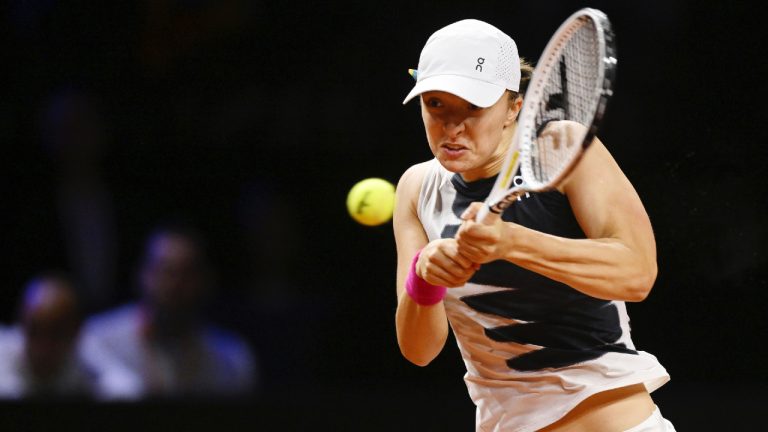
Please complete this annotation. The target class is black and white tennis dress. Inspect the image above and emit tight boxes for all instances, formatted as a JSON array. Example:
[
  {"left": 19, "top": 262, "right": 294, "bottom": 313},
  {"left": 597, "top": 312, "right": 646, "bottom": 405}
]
[{"left": 416, "top": 159, "right": 670, "bottom": 432}]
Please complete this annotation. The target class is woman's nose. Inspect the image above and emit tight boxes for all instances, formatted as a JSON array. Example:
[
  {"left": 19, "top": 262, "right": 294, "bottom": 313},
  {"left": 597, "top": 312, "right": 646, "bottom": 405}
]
[{"left": 443, "top": 117, "right": 466, "bottom": 137}]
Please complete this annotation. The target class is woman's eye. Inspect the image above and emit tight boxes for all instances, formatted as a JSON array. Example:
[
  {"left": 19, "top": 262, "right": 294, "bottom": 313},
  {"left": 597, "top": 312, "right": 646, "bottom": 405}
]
[
  {"left": 426, "top": 99, "right": 443, "bottom": 108},
  {"left": 468, "top": 103, "right": 481, "bottom": 111}
]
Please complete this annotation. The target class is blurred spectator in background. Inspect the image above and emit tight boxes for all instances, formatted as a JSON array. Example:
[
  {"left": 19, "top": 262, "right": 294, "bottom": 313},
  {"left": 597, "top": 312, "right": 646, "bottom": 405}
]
[
  {"left": 0, "top": 273, "right": 95, "bottom": 399},
  {"left": 40, "top": 86, "right": 118, "bottom": 313},
  {"left": 80, "top": 223, "right": 257, "bottom": 400}
]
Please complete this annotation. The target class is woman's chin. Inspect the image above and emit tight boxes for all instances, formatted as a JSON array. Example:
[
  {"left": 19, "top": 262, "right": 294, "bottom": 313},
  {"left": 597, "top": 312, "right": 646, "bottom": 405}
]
[{"left": 437, "top": 156, "right": 471, "bottom": 173}]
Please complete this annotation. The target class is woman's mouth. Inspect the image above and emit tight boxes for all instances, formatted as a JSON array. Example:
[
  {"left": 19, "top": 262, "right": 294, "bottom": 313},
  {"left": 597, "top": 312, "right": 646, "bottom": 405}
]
[{"left": 441, "top": 143, "right": 467, "bottom": 158}]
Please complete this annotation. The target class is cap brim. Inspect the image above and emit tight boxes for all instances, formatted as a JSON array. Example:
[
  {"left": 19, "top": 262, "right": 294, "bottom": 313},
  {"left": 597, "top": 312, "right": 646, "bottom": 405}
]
[{"left": 402, "top": 74, "right": 507, "bottom": 108}]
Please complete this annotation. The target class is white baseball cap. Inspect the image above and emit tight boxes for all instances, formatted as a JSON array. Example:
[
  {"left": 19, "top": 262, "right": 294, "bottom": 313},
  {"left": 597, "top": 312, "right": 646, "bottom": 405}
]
[{"left": 403, "top": 19, "right": 521, "bottom": 108}]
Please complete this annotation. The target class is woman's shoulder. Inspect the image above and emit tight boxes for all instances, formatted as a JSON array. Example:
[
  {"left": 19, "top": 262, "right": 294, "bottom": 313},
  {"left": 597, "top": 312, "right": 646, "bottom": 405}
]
[
  {"left": 397, "top": 159, "right": 437, "bottom": 195},
  {"left": 401, "top": 158, "right": 452, "bottom": 185},
  {"left": 400, "top": 159, "right": 435, "bottom": 180},
  {"left": 395, "top": 159, "right": 445, "bottom": 221}
]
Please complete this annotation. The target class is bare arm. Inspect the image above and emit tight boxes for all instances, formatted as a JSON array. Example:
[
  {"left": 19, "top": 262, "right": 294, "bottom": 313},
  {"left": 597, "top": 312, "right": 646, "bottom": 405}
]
[
  {"left": 456, "top": 139, "right": 657, "bottom": 302},
  {"left": 394, "top": 162, "right": 476, "bottom": 366}
]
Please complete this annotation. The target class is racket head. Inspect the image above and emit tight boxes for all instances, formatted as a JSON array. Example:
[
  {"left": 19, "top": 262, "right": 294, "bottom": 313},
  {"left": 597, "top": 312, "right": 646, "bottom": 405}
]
[{"left": 517, "top": 8, "right": 616, "bottom": 191}]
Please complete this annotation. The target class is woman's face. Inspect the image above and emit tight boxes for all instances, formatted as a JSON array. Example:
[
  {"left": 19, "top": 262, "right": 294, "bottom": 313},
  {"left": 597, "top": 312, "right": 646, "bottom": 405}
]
[{"left": 421, "top": 91, "right": 519, "bottom": 181}]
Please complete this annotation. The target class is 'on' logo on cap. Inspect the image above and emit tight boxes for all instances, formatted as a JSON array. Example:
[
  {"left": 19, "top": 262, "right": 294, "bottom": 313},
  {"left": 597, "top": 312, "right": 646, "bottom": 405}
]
[{"left": 476, "top": 57, "right": 485, "bottom": 72}]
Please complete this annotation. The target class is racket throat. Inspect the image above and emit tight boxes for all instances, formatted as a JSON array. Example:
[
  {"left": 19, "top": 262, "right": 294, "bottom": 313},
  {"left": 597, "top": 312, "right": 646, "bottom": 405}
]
[{"left": 489, "top": 190, "right": 527, "bottom": 214}]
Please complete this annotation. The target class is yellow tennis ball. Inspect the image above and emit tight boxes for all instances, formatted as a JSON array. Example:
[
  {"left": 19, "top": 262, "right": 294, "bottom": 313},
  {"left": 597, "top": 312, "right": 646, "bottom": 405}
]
[{"left": 346, "top": 178, "right": 395, "bottom": 226}]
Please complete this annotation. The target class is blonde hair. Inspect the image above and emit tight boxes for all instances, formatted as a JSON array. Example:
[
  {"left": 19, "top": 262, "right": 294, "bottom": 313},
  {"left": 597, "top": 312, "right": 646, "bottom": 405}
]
[{"left": 508, "top": 57, "right": 534, "bottom": 103}]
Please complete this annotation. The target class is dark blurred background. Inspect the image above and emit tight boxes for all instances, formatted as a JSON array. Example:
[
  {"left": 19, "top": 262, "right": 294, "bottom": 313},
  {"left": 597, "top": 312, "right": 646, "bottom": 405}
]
[{"left": 2, "top": 0, "right": 766, "bottom": 430}]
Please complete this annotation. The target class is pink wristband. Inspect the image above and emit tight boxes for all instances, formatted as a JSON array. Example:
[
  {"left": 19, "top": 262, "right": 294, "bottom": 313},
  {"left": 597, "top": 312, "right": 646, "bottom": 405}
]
[{"left": 405, "top": 250, "right": 447, "bottom": 306}]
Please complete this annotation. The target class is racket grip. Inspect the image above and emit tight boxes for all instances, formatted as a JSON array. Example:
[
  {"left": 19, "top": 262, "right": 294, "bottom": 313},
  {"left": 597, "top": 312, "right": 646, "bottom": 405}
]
[
  {"left": 477, "top": 204, "right": 501, "bottom": 225},
  {"left": 476, "top": 204, "right": 490, "bottom": 223}
]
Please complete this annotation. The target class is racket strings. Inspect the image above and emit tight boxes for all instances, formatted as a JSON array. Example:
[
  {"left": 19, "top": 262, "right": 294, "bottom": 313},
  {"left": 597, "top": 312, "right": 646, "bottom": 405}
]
[{"left": 529, "top": 19, "right": 601, "bottom": 185}]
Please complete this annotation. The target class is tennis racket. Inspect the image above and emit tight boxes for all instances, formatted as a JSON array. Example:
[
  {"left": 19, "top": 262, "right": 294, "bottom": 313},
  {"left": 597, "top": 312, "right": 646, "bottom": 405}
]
[{"left": 476, "top": 7, "right": 616, "bottom": 223}]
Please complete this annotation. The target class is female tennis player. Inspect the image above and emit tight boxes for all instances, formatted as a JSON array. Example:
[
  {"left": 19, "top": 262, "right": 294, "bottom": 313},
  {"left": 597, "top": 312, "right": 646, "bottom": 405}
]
[{"left": 394, "top": 19, "right": 675, "bottom": 431}]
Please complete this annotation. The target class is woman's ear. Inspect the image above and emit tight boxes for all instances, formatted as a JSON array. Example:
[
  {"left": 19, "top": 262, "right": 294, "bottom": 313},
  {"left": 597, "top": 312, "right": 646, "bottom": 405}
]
[{"left": 504, "top": 96, "right": 523, "bottom": 127}]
